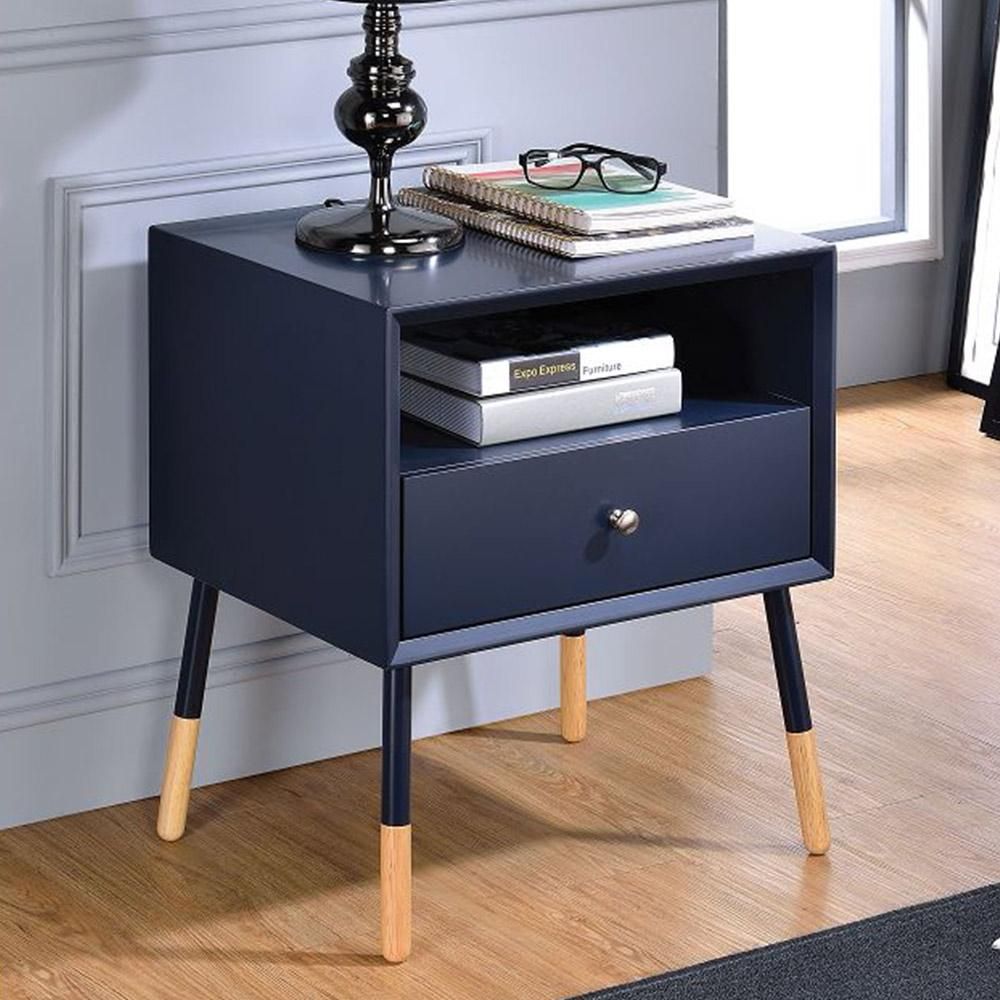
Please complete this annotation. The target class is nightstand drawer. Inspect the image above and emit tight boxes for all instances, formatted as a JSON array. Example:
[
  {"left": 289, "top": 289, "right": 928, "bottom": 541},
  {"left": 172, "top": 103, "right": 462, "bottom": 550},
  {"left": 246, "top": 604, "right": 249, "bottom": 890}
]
[{"left": 401, "top": 405, "right": 811, "bottom": 637}]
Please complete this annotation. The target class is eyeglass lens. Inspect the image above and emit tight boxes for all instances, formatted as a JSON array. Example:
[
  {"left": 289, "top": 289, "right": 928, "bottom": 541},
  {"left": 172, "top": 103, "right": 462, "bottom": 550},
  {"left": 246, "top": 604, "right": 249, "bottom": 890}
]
[
  {"left": 599, "top": 156, "right": 659, "bottom": 193},
  {"left": 522, "top": 153, "right": 586, "bottom": 190}
]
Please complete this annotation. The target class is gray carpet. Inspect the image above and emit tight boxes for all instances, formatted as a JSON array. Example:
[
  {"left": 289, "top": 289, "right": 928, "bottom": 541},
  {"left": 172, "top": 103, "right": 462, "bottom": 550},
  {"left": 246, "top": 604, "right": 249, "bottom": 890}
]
[{"left": 570, "top": 884, "right": 1000, "bottom": 999}]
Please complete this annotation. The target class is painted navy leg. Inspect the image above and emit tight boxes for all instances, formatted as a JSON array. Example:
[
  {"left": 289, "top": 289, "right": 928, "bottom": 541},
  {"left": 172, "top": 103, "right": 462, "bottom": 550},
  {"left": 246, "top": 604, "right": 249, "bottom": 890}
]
[
  {"left": 157, "top": 579, "right": 219, "bottom": 842},
  {"left": 381, "top": 666, "right": 413, "bottom": 962},
  {"left": 764, "top": 589, "right": 813, "bottom": 733},
  {"left": 763, "top": 588, "right": 830, "bottom": 855}
]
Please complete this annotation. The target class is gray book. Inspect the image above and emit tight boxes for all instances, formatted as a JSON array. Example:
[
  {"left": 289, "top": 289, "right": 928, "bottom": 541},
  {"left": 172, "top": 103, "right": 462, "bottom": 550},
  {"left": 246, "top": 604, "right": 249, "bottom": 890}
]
[{"left": 401, "top": 368, "right": 683, "bottom": 446}]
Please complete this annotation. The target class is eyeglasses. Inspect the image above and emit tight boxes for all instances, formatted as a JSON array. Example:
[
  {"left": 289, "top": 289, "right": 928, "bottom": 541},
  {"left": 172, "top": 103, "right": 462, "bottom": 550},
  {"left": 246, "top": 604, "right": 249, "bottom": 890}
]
[{"left": 519, "top": 143, "right": 668, "bottom": 195}]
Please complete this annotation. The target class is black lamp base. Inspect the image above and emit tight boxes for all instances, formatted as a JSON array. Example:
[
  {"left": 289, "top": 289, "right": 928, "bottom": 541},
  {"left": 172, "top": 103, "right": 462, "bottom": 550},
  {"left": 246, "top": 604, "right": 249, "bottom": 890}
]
[
  {"left": 297, "top": 1, "right": 464, "bottom": 257},
  {"left": 295, "top": 202, "right": 464, "bottom": 257}
]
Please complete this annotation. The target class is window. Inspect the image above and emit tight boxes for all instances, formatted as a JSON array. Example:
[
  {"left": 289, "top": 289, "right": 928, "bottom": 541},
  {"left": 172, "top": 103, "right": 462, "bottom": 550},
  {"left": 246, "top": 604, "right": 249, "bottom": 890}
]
[{"left": 725, "top": 0, "right": 942, "bottom": 270}]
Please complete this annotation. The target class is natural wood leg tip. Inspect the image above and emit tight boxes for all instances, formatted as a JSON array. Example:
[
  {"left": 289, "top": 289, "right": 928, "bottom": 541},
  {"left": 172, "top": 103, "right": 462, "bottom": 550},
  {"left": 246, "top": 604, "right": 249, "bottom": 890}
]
[
  {"left": 803, "top": 812, "right": 831, "bottom": 857},
  {"left": 157, "top": 715, "right": 200, "bottom": 843},
  {"left": 559, "top": 634, "right": 587, "bottom": 744},
  {"left": 805, "top": 834, "right": 831, "bottom": 857},
  {"left": 156, "top": 817, "right": 186, "bottom": 843},
  {"left": 785, "top": 729, "right": 831, "bottom": 857},
  {"left": 381, "top": 824, "right": 412, "bottom": 963}
]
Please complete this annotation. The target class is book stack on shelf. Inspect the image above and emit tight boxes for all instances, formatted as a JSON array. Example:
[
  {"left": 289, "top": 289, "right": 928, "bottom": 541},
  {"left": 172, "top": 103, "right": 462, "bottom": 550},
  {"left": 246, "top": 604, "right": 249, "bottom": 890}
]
[
  {"left": 397, "top": 161, "right": 752, "bottom": 259},
  {"left": 401, "top": 308, "right": 682, "bottom": 446}
]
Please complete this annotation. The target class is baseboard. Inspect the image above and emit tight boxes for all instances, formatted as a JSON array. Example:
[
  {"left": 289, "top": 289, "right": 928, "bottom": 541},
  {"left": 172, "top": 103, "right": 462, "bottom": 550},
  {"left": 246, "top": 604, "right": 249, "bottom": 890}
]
[{"left": 0, "top": 609, "right": 711, "bottom": 830}]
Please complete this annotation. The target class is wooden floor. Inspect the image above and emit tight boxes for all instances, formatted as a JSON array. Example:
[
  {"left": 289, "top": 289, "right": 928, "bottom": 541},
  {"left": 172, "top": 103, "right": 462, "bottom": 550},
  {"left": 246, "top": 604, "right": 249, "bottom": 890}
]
[{"left": 4, "top": 376, "right": 1000, "bottom": 999}]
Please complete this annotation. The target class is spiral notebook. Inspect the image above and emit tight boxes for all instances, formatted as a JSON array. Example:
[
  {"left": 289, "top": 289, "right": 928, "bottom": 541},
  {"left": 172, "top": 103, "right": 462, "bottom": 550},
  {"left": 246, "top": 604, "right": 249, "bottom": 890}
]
[
  {"left": 422, "top": 161, "right": 735, "bottom": 234},
  {"left": 398, "top": 187, "right": 753, "bottom": 260}
]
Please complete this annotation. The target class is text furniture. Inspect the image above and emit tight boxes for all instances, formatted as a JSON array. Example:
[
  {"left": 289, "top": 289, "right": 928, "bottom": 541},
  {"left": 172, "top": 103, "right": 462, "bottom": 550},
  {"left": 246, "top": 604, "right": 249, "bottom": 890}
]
[{"left": 148, "top": 212, "right": 836, "bottom": 963}]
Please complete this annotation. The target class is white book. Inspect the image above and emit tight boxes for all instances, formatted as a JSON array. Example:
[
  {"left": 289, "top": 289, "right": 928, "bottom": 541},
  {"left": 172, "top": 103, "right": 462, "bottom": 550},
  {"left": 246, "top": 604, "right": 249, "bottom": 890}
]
[
  {"left": 401, "top": 322, "right": 674, "bottom": 398},
  {"left": 401, "top": 368, "right": 683, "bottom": 447}
]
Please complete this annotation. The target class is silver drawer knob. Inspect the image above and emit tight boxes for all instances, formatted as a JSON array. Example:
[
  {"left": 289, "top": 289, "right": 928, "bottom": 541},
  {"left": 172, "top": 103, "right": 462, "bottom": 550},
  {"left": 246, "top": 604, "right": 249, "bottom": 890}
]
[{"left": 609, "top": 508, "right": 640, "bottom": 536}]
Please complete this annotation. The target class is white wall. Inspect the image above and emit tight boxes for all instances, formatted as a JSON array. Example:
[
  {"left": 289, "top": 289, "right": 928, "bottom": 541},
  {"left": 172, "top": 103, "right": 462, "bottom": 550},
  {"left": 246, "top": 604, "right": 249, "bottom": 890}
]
[{"left": 0, "top": 0, "right": 718, "bottom": 830}]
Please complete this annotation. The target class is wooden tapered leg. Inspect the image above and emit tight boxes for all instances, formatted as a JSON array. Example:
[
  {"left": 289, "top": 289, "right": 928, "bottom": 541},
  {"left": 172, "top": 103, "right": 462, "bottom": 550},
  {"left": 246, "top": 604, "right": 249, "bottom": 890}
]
[
  {"left": 157, "top": 716, "right": 201, "bottom": 842},
  {"left": 156, "top": 579, "right": 218, "bottom": 843},
  {"left": 381, "top": 668, "right": 413, "bottom": 962},
  {"left": 763, "top": 588, "right": 830, "bottom": 856},
  {"left": 560, "top": 632, "right": 587, "bottom": 743},
  {"left": 785, "top": 730, "right": 831, "bottom": 855},
  {"left": 380, "top": 824, "right": 412, "bottom": 963}
]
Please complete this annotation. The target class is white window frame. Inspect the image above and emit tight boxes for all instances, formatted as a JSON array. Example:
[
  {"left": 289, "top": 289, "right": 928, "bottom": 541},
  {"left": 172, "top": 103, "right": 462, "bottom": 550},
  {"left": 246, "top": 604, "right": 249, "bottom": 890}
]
[{"left": 724, "top": 0, "right": 943, "bottom": 273}]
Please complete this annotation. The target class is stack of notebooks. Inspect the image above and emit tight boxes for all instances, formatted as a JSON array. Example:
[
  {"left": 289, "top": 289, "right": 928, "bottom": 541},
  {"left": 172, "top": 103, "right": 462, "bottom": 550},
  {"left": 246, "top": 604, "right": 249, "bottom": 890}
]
[
  {"left": 398, "top": 161, "right": 752, "bottom": 259},
  {"left": 401, "top": 309, "right": 682, "bottom": 446}
]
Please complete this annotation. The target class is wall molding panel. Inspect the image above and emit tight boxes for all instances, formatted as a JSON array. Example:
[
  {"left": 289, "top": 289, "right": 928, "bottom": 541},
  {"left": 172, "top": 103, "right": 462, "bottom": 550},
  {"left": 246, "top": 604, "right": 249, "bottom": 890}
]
[
  {"left": 0, "top": 0, "right": 690, "bottom": 72},
  {"left": 2, "top": 0, "right": 720, "bottom": 830},
  {"left": 0, "top": 631, "right": 349, "bottom": 735},
  {"left": 47, "top": 129, "right": 490, "bottom": 576}
]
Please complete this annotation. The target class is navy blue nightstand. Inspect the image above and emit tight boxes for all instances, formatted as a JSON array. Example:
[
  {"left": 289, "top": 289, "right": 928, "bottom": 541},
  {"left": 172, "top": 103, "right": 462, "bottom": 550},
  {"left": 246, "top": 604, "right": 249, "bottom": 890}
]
[{"left": 148, "top": 213, "right": 836, "bottom": 962}]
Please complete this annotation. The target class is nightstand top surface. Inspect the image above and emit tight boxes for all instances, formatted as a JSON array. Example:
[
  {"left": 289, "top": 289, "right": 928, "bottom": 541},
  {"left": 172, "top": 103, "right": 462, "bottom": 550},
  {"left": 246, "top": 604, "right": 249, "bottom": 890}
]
[{"left": 154, "top": 206, "right": 831, "bottom": 316}]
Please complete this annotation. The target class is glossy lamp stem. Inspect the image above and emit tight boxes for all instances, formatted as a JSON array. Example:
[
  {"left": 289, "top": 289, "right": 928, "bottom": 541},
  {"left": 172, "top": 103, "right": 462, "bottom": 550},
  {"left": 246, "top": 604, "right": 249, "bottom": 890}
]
[{"left": 296, "top": 1, "right": 464, "bottom": 256}]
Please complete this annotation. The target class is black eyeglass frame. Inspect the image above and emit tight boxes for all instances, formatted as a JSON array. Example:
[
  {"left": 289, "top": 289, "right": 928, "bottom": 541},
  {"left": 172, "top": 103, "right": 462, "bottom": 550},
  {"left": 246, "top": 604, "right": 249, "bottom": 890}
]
[{"left": 518, "top": 143, "right": 669, "bottom": 194}]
